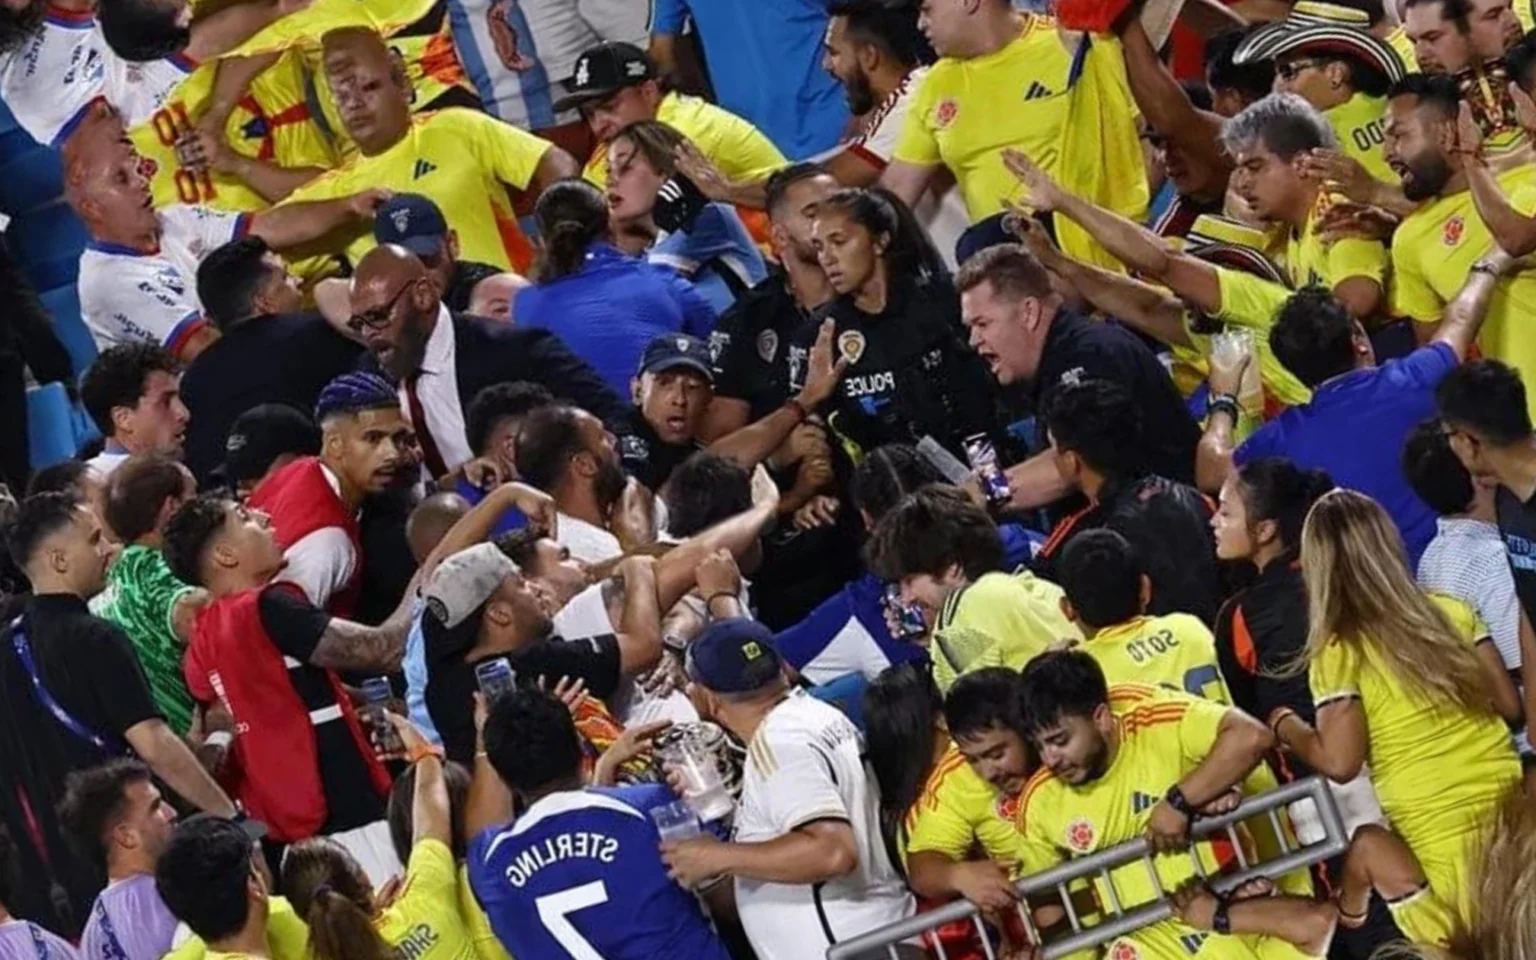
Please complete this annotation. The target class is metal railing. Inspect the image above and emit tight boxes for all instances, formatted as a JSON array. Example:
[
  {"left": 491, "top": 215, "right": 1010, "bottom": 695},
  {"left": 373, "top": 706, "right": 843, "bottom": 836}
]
[{"left": 827, "top": 776, "right": 1348, "bottom": 960}]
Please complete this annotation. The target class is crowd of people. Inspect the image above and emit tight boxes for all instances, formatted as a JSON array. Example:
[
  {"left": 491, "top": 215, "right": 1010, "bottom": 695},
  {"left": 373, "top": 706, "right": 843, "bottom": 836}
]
[{"left": 0, "top": 0, "right": 1535, "bottom": 957}]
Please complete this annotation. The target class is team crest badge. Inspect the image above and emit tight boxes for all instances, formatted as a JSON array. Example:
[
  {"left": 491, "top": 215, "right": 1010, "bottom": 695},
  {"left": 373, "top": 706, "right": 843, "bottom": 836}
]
[
  {"left": 935, "top": 98, "right": 959, "bottom": 130},
  {"left": 995, "top": 791, "right": 1022, "bottom": 825},
  {"left": 756, "top": 329, "right": 779, "bottom": 363},
  {"left": 620, "top": 435, "right": 649, "bottom": 461},
  {"left": 391, "top": 208, "right": 412, "bottom": 233},
  {"left": 837, "top": 330, "right": 867, "bottom": 366},
  {"left": 674, "top": 336, "right": 691, "bottom": 352},
  {"left": 136, "top": 154, "right": 159, "bottom": 180},
  {"left": 1107, "top": 940, "right": 1141, "bottom": 960},
  {"left": 1443, "top": 216, "right": 1466, "bottom": 246},
  {"left": 1065, "top": 817, "right": 1097, "bottom": 853}
]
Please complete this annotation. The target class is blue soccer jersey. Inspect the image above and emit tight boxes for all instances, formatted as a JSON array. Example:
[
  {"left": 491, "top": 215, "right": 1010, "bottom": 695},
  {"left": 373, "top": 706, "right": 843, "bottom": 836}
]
[{"left": 467, "top": 784, "right": 732, "bottom": 960}]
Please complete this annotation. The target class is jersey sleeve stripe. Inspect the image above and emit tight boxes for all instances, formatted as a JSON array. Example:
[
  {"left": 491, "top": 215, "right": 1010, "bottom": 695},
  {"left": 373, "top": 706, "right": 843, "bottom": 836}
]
[
  {"left": 52, "top": 95, "right": 106, "bottom": 149},
  {"left": 163, "top": 313, "right": 209, "bottom": 355},
  {"left": 846, "top": 142, "right": 888, "bottom": 170},
  {"left": 1314, "top": 690, "right": 1361, "bottom": 707}
]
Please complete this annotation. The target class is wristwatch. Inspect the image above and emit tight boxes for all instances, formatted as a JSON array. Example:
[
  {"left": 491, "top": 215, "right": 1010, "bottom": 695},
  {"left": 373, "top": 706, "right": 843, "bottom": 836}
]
[
  {"left": 1164, "top": 784, "right": 1195, "bottom": 818},
  {"left": 1212, "top": 895, "right": 1233, "bottom": 935}
]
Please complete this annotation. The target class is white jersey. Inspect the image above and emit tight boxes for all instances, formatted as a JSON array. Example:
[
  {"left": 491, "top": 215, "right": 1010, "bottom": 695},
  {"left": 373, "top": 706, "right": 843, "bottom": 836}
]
[
  {"left": 78, "top": 204, "right": 246, "bottom": 351},
  {"left": 446, "top": 0, "right": 649, "bottom": 128},
  {"left": 554, "top": 512, "right": 622, "bottom": 565},
  {"left": 0, "top": 11, "right": 187, "bottom": 147},
  {"left": 732, "top": 691, "right": 913, "bottom": 960},
  {"left": 847, "top": 66, "right": 969, "bottom": 270}
]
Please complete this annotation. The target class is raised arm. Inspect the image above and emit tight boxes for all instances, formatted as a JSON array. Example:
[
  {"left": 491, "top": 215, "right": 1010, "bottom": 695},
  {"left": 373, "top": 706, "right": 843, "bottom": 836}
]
[
  {"left": 183, "top": 0, "right": 286, "bottom": 63},
  {"left": 1118, "top": 19, "right": 1227, "bottom": 176},
  {"left": 1459, "top": 105, "right": 1536, "bottom": 257},
  {"left": 1431, "top": 247, "right": 1513, "bottom": 361},
  {"left": 388, "top": 715, "right": 452, "bottom": 846},
  {"left": 706, "top": 319, "right": 847, "bottom": 469},
  {"left": 125, "top": 718, "right": 238, "bottom": 817},
  {"left": 250, "top": 191, "right": 388, "bottom": 251},
  {"left": 879, "top": 160, "right": 939, "bottom": 211}
]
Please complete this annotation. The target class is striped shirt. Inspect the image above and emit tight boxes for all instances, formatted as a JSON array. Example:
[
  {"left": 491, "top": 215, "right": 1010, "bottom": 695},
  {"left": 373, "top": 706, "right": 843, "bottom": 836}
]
[{"left": 1418, "top": 515, "right": 1531, "bottom": 757}]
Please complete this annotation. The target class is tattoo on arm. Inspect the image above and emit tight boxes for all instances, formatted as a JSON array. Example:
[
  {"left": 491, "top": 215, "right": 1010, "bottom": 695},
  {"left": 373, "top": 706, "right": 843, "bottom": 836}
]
[{"left": 309, "top": 619, "right": 406, "bottom": 672}]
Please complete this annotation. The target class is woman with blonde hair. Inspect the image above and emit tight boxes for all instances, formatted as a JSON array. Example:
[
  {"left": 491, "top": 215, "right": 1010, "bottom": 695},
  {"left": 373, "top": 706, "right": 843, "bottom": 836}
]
[{"left": 1269, "top": 489, "right": 1522, "bottom": 947}]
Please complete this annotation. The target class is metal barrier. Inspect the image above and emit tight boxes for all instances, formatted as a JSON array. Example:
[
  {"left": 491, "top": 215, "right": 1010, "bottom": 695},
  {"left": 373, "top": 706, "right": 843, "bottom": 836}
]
[{"left": 827, "top": 776, "right": 1348, "bottom": 960}]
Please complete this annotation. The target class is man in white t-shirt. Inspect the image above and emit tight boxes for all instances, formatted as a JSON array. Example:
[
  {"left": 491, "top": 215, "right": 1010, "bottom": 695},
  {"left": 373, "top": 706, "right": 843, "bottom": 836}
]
[
  {"left": 514, "top": 404, "right": 639, "bottom": 564},
  {"left": 660, "top": 619, "right": 915, "bottom": 960},
  {"left": 63, "top": 103, "right": 386, "bottom": 362},
  {"left": 79, "top": 341, "right": 191, "bottom": 480}
]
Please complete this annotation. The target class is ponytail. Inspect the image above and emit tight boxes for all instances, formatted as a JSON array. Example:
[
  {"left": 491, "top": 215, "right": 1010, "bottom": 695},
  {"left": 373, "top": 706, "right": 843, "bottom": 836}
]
[
  {"left": 533, "top": 180, "right": 609, "bottom": 281},
  {"left": 281, "top": 839, "right": 394, "bottom": 960},
  {"left": 820, "top": 188, "right": 950, "bottom": 286},
  {"left": 1235, "top": 457, "right": 1335, "bottom": 556}
]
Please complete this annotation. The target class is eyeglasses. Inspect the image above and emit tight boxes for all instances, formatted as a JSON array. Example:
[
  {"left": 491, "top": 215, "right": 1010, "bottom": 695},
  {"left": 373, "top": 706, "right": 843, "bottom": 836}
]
[
  {"left": 347, "top": 282, "right": 414, "bottom": 333},
  {"left": 1275, "top": 59, "right": 1324, "bottom": 81}
]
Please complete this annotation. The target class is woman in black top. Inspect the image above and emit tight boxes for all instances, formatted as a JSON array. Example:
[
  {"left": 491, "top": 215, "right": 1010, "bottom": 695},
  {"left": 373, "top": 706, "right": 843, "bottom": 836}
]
[
  {"left": 800, "top": 188, "right": 1005, "bottom": 461},
  {"left": 1211, "top": 457, "right": 1335, "bottom": 747}
]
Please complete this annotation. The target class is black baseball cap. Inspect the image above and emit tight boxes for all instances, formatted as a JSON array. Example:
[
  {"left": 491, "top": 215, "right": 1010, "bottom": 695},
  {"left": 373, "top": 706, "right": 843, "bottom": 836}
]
[
  {"left": 223, "top": 404, "right": 320, "bottom": 486},
  {"left": 686, "top": 618, "right": 783, "bottom": 694},
  {"left": 554, "top": 42, "right": 657, "bottom": 113},
  {"left": 637, "top": 333, "right": 714, "bottom": 382},
  {"left": 374, "top": 194, "right": 450, "bottom": 258}
]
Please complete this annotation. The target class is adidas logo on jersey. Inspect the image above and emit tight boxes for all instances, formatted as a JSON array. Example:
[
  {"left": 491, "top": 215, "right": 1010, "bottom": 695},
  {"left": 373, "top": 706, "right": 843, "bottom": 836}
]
[
  {"left": 1132, "top": 791, "right": 1159, "bottom": 814},
  {"left": 1024, "top": 81, "right": 1054, "bottom": 101},
  {"left": 1180, "top": 932, "right": 1209, "bottom": 954},
  {"left": 413, "top": 158, "right": 437, "bottom": 179}
]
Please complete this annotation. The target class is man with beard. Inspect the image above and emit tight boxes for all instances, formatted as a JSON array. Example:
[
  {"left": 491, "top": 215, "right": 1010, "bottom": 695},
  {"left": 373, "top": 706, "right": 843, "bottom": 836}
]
[
  {"left": 514, "top": 404, "right": 634, "bottom": 564},
  {"left": 1014, "top": 651, "right": 1336, "bottom": 960},
  {"left": 162, "top": 493, "right": 418, "bottom": 883},
  {"left": 65, "top": 104, "right": 388, "bottom": 363},
  {"left": 247, "top": 372, "right": 414, "bottom": 617},
  {"left": 1387, "top": 72, "right": 1536, "bottom": 412},
  {"left": 281, "top": 27, "right": 578, "bottom": 273},
  {"left": 350, "top": 245, "right": 624, "bottom": 480}
]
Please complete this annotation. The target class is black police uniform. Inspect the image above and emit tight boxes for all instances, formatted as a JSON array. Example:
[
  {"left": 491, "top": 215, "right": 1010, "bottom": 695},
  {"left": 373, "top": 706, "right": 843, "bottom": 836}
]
[
  {"left": 617, "top": 410, "right": 701, "bottom": 493},
  {"left": 708, "top": 271, "right": 817, "bottom": 422}
]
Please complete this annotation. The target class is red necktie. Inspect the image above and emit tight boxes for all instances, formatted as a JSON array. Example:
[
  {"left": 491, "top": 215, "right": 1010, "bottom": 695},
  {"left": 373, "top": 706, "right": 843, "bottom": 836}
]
[{"left": 404, "top": 375, "right": 450, "bottom": 478}]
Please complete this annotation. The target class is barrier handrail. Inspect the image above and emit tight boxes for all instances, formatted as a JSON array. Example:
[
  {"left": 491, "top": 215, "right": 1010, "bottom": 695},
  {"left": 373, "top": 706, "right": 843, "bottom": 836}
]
[{"left": 826, "top": 775, "right": 1348, "bottom": 959}]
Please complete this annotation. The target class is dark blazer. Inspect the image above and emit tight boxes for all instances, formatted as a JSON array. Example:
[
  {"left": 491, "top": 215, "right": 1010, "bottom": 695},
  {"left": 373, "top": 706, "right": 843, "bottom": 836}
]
[
  {"left": 181, "top": 313, "right": 363, "bottom": 486},
  {"left": 361, "top": 312, "right": 629, "bottom": 428}
]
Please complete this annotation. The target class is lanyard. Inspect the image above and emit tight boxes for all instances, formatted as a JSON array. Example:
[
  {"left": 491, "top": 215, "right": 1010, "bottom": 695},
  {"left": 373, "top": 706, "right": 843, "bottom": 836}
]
[
  {"left": 9, "top": 616, "right": 120, "bottom": 755},
  {"left": 92, "top": 896, "right": 130, "bottom": 960}
]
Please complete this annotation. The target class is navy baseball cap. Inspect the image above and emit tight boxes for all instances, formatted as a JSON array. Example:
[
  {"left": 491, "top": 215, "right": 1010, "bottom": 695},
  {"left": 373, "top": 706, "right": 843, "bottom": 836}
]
[
  {"left": 638, "top": 333, "right": 714, "bottom": 382},
  {"left": 374, "top": 194, "right": 450, "bottom": 258},
  {"left": 554, "top": 42, "right": 656, "bottom": 113},
  {"left": 686, "top": 618, "right": 783, "bottom": 694}
]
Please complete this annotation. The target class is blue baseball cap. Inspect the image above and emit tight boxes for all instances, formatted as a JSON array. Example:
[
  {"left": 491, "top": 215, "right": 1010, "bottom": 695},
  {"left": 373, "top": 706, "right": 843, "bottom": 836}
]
[
  {"left": 638, "top": 333, "right": 714, "bottom": 382},
  {"left": 686, "top": 618, "right": 783, "bottom": 694},
  {"left": 374, "top": 193, "right": 450, "bottom": 258}
]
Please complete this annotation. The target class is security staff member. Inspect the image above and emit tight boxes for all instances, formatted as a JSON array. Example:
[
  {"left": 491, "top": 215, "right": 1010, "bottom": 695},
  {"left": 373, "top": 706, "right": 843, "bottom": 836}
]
[{"left": 618, "top": 335, "right": 711, "bottom": 493}]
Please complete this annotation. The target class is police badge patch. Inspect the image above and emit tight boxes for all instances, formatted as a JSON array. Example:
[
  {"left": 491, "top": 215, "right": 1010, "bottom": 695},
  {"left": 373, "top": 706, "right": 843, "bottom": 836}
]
[
  {"left": 619, "top": 434, "right": 650, "bottom": 462},
  {"left": 836, "top": 330, "right": 866, "bottom": 366},
  {"left": 756, "top": 329, "right": 779, "bottom": 363}
]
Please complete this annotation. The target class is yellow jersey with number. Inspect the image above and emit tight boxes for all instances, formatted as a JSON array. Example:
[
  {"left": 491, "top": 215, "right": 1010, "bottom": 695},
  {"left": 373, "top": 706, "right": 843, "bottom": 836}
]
[
  {"left": 583, "top": 91, "right": 785, "bottom": 188},
  {"left": 1390, "top": 166, "right": 1536, "bottom": 420},
  {"left": 283, "top": 108, "right": 551, "bottom": 271},
  {"left": 129, "top": 50, "right": 336, "bottom": 212},
  {"left": 1324, "top": 93, "right": 1397, "bottom": 185},
  {"left": 1284, "top": 194, "right": 1389, "bottom": 295},
  {"left": 1017, "top": 686, "right": 1311, "bottom": 960},
  {"left": 1083, "top": 614, "right": 1232, "bottom": 703},
  {"left": 226, "top": 0, "right": 474, "bottom": 160},
  {"left": 1310, "top": 593, "right": 1520, "bottom": 854}
]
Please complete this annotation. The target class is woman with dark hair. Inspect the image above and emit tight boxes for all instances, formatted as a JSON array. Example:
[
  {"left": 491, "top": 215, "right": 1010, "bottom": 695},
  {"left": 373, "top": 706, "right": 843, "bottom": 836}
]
[
  {"left": 514, "top": 178, "right": 717, "bottom": 395},
  {"left": 605, "top": 120, "right": 768, "bottom": 314},
  {"left": 283, "top": 715, "right": 475, "bottom": 960},
  {"left": 802, "top": 188, "right": 1005, "bottom": 461}
]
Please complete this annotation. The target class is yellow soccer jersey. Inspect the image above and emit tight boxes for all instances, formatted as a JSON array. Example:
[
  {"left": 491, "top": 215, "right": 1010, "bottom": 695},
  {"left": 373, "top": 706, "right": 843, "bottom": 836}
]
[
  {"left": 1324, "top": 93, "right": 1397, "bottom": 186},
  {"left": 1391, "top": 166, "right": 1536, "bottom": 419},
  {"left": 1384, "top": 26, "right": 1418, "bottom": 71},
  {"left": 1083, "top": 614, "right": 1232, "bottom": 704},
  {"left": 227, "top": 0, "right": 473, "bottom": 161},
  {"left": 1016, "top": 688, "right": 1304, "bottom": 960},
  {"left": 1310, "top": 593, "right": 1521, "bottom": 858},
  {"left": 284, "top": 108, "right": 551, "bottom": 272},
  {"left": 893, "top": 16, "right": 1075, "bottom": 221},
  {"left": 376, "top": 839, "right": 478, "bottom": 960},
  {"left": 1284, "top": 195, "right": 1389, "bottom": 295},
  {"left": 905, "top": 743, "right": 1028, "bottom": 869},
  {"left": 130, "top": 51, "right": 336, "bottom": 212},
  {"left": 930, "top": 570, "right": 1082, "bottom": 691},
  {"left": 584, "top": 91, "right": 786, "bottom": 187},
  {"left": 1208, "top": 268, "right": 1310, "bottom": 407}
]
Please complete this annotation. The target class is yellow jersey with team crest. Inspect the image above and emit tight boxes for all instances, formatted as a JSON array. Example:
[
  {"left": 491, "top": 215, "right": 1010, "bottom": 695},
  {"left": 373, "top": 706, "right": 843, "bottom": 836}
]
[
  {"left": 1016, "top": 686, "right": 1312, "bottom": 960},
  {"left": 129, "top": 49, "right": 336, "bottom": 212},
  {"left": 1284, "top": 192, "right": 1389, "bottom": 296}
]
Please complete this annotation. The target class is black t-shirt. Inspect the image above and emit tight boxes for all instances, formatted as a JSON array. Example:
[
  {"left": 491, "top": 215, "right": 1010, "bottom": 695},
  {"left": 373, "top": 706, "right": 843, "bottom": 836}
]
[
  {"left": 1032, "top": 312, "right": 1200, "bottom": 486},
  {"left": 256, "top": 588, "right": 386, "bottom": 833},
  {"left": 1496, "top": 485, "right": 1536, "bottom": 623},
  {"left": 426, "top": 632, "right": 622, "bottom": 763},
  {"left": 1214, "top": 560, "right": 1316, "bottom": 742},
  {"left": 616, "top": 410, "right": 700, "bottom": 493},
  {"left": 794, "top": 277, "right": 1008, "bottom": 460},
  {"left": 0, "top": 594, "right": 162, "bottom": 934},
  {"left": 353, "top": 490, "right": 417, "bottom": 626},
  {"left": 444, "top": 260, "right": 504, "bottom": 314},
  {"left": 708, "top": 272, "right": 815, "bottom": 421}
]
